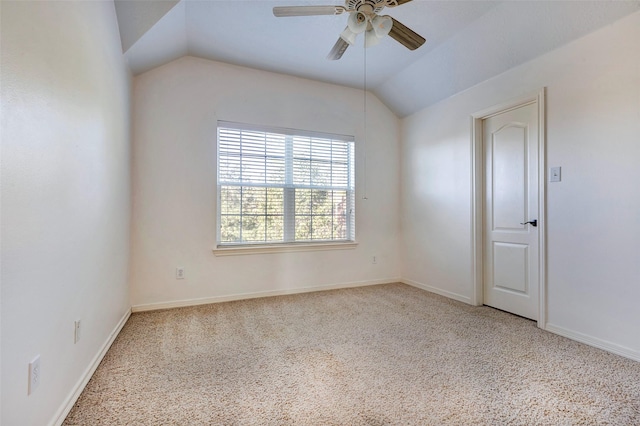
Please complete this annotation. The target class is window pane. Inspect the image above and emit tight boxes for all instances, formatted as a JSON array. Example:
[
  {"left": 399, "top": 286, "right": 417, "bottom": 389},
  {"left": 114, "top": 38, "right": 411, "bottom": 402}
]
[
  {"left": 312, "top": 138, "right": 332, "bottom": 159},
  {"left": 219, "top": 156, "right": 241, "bottom": 182},
  {"left": 293, "top": 159, "right": 310, "bottom": 186},
  {"left": 332, "top": 190, "right": 347, "bottom": 214},
  {"left": 332, "top": 161, "right": 348, "bottom": 187},
  {"left": 293, "top": 136, "right": 311, "bottom": 159},
  {"left": 266, "top": 216, "right": 284, "bottom": 241},
  {"left": 220, "top": 215, "right": 241, "bottom": 243},
  {"left": 333, "top": 216, "right": 347, "bottom": 240},
  {"left": 312, "top": 190, "right": 332, "bottom": 215},
  {"left": 241, "top": 187, "right": 265, "bottom": 215},
  {"left": 218, "top": 129, "right": 241, "bottom": 155},
  {"left": 266, "top": 188, "right": 283, "bottom": 215},
  {"left": 295, "top": 215, "right": 311, "bottom": 241},
  {"left": 294, "top": 189, "right": 311, "bottom": 215},
  {"left": 220, "top": 186, "right": 241, "bottom": 215},
  {"left": 241, "top": 155, "right": 266, "bottom": 184},
  {"left": 312, "top": 215, "right": 332, "bottom": 240},
  {"left": 266, "top": 157, "right": 285, "bottom": 184},
  {"left": 333, "top": 190, "right": 348, "bottom": 240},
  {"left": 265, "top": 133, "right": 286, "bottom": 157},
  {"left": 241, "top": 215, "right": 265, "bottom": 242},
  {"left": 311, "top": 161, "right": 331, "bottom": 187},
  {"left": 310, "top": 190, "right": 341, "bottom": 240}
]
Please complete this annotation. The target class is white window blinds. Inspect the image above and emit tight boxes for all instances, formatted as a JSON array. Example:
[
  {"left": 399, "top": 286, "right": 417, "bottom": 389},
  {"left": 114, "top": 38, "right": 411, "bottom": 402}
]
[{"left": 217, "top": 121, "right": 355, "bottom": 245}]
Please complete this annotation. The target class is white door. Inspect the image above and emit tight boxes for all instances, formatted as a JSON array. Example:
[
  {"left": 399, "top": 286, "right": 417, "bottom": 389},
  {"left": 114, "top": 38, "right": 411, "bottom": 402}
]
[{"left": 483, "top": 102, "right": 539, "bottom": 320}]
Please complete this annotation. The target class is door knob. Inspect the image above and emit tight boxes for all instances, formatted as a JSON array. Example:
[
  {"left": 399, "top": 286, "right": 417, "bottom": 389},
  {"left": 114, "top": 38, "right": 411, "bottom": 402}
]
[{"left": 520, "top": 219, "right": 537, "bottom": 227}]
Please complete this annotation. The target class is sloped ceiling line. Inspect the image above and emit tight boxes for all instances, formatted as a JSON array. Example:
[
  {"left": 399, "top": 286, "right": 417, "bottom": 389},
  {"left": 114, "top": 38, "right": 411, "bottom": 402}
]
[
  {"left": 118, "top": 0, "right": 640, "bottom": 117},
  {"left": 114, "top": 0, "right": 180, "bottom": 52}
]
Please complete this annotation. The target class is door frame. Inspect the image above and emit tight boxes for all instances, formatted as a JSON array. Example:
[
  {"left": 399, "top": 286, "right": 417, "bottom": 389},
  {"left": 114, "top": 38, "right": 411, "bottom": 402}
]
[{"left": 470, "top": 88, "right": 547, "bottom": 328}]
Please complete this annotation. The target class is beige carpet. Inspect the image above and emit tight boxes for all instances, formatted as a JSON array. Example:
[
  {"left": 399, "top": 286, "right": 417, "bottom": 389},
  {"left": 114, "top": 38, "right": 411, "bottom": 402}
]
[{"left": 64, "top": 283, "right": 640, "bottom": 425}]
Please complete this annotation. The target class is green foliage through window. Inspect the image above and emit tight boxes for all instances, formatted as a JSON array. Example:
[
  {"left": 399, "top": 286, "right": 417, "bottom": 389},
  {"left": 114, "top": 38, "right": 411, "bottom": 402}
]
[{"left": 217, "top": 122, "right": 355, "bottom": 245}]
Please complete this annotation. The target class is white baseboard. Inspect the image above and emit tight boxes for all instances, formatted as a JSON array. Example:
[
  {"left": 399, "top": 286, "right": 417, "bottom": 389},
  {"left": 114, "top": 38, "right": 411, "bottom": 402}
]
[
  {"left": 131, "top": 277, "right": 402, "bottom": 312},
  {"left": 402, "top": 279, "right": 640, "bottom": 362},
  {"left": 401, "top": 278, "right": 472, "bottom": 304},
  {"left": 51, "top": 308, "right": 131, "bottom": 426},
  {"left": 544, "top": 323, "right": 640, "bottom": 363}
]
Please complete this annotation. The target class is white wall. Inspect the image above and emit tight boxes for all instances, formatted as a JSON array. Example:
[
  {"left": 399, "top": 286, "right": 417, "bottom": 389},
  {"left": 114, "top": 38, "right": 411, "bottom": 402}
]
[
  {"left": 130, "top": 56, "right": 401, "bottom": 309},
  {"left": 401, "top": 12, "right": 640, "bottom": 358},
  {"left": 1, "top": 2, "right": 132, "bottom": 425}
]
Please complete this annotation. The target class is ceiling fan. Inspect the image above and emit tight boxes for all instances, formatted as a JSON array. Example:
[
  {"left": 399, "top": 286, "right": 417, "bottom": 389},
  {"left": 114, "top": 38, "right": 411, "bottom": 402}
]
[{"left": 273, "top": 0, "right": 426, "bottom": 60}]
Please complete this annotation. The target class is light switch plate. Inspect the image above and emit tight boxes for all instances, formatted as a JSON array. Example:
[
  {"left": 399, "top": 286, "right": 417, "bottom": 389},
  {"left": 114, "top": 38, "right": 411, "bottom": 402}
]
[{"left": 550, "top": 167, "right": 561, "bottom": 182}]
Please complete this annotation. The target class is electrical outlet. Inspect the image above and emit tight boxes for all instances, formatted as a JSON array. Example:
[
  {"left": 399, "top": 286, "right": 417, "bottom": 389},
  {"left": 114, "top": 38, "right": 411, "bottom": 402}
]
[
  {"left": 28, "top": 355, "right": 41, "bottom": 395},
  {"left": 176, "top": 267, "right": 185, "bottom": 279},
  {"left": 372, "top": 256, "right": 377, "bottom": 264},
  {"left": 74, "top": 319, "right": 81, "bottom": 344}
]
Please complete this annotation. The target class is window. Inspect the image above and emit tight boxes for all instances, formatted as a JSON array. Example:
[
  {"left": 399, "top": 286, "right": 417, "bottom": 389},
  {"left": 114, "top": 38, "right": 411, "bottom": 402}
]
[{"left": 217, "top": 121, "right": 355, "bottom": 247}]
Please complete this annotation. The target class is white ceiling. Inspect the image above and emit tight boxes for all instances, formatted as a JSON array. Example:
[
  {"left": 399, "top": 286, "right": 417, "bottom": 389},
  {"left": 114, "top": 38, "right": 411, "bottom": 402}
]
[
  {"left": 120, "top": 0, "right": 640, "bottom": 117},
  {"left": 114, "top": 0, "right": 179, "bottom": 52}
]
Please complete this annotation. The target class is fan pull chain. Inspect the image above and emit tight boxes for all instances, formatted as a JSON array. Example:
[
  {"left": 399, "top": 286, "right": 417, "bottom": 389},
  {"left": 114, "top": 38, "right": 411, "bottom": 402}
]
[{"left": 362, "top": 42, "right": 368, "bottom": 200}]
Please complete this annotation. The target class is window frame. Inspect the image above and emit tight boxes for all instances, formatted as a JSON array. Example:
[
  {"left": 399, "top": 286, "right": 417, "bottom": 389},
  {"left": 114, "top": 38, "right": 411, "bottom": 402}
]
[{"left": 215, "top": 121, "right": 356, "bottom": 253}]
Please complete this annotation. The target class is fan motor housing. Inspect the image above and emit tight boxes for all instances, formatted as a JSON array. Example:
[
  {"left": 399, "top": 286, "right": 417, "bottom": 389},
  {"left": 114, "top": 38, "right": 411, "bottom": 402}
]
[{"left": 346, "top": 0, "right": 385, "bottom": 14}]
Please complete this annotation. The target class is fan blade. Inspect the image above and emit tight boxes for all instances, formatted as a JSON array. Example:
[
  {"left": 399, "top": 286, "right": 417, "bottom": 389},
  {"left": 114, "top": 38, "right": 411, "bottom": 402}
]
[
  {"left": 273, "top": 6, "right": 344, "bottom": 17},
  {"left": 327, "top": 37, "right": 349, "bottom": 60},
  {"left": 386, "top": 0, "right": 413, "bottom": 6},
  {"left": 388, "top": 17, "right": 425, "bottom": 50}
]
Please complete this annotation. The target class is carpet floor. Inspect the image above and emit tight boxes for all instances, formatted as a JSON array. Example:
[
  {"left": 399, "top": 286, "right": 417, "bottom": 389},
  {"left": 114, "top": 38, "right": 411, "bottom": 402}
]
[{"left": 64, "top": 283, "right": 640, "bottom": 425}]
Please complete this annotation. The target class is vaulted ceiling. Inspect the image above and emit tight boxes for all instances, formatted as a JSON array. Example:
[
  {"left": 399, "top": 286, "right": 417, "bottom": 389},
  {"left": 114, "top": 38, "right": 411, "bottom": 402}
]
[{"left": 115, "top": 0, "right": 640, "bottom": 117}]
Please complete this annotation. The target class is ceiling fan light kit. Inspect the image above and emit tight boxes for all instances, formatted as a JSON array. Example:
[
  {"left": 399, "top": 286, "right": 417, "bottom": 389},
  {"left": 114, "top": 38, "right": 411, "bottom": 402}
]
[
  {"left": 372, "top": 15, "right": 393, "bottom": 38},
  {"left": 340, "top": 27, "right": 359, "bottom": 45},
  {"left": 273, "top": 0, "right": 425, "bottom": 60},
  {"left": 347, "top": 11, "right": 368, "bottom": 34}
]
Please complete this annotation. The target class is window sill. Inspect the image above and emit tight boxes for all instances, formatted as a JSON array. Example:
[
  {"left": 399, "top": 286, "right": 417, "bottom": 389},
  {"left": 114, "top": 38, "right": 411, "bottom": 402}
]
[{"left": 213, "top": 241, "right": 358, "bottom": 256}]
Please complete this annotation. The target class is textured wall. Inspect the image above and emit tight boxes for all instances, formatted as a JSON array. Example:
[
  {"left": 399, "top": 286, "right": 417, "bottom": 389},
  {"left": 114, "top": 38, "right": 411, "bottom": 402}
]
[
  {"left": 401, "top": 12, "right": 640, "bottom": 358},
  {"left": 1, "top": 2, "right": 132, "bottom": 424},
  {"left": 129, "top": 56, "right": 401, "bottom": 309}
]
